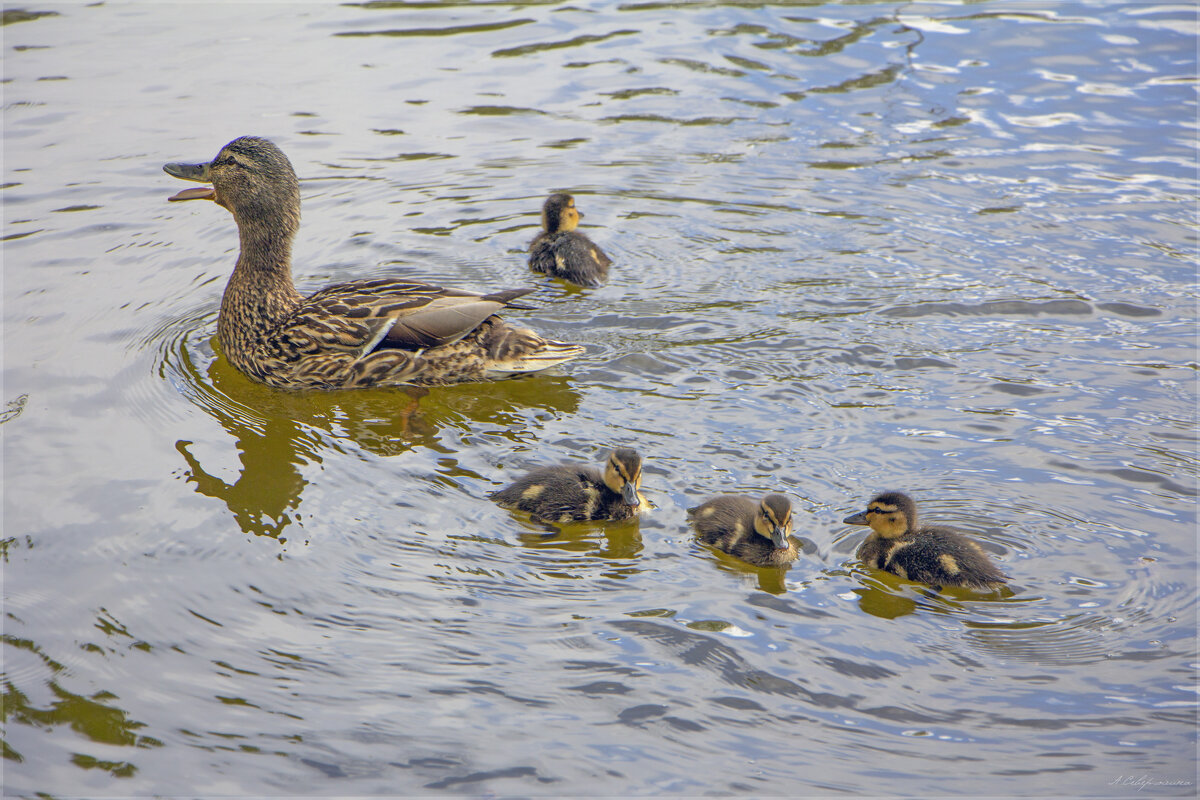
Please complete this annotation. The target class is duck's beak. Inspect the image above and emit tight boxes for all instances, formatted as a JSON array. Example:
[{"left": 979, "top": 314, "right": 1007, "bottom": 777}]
[
  {"left": 770, "top": 526, "right": 789, "bottom": 549},
  {"left": 621, "top": 481, "right": 639, "bottom": 506},
  {"left": 843, "top": 510, "right": 869, "bottom": 525},
  {"left": 164, "top": 161, "right": 216, "bottom": 202}
]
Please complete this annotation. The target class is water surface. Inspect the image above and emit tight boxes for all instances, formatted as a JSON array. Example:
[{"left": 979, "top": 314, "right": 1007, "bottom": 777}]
[{"left": 3, "top": 2, "right": 1197, "bottom": 796}]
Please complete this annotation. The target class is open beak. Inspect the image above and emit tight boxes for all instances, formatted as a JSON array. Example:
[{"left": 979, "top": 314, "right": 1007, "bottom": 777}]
[
  {"left": 164, "top": 161, "right": 216, "bottom": 202},
  {"left": 843, "top": 510, "right": 869, "bottom": 525},
  {"left": 621, "top": 481, "right": 639, "bottom": 506}
]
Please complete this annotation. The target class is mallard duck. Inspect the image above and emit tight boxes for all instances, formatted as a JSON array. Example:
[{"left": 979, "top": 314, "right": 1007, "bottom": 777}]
[
  {"left": 688, "top": 494, "right": 799, "bottom": 567},
  {"left": 164, "top": 136, "right": 583, "bottom": 390},
  {"left": 490, "top": 448, "right": 646, "bottom": 523},
  {"left": 843, "top": 491, "right": 1007, "bottom": 590},
  {"left": 528, "top": 193, "right": 611, "bottom": 287}
]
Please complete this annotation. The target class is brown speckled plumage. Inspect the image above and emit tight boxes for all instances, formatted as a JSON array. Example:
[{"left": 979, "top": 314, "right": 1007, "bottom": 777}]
[
  {"left": 491, "top": 448, "right": 646, "bottom": 523},
  {"left": 165, "top": 136, "right": 583, "bottom": 390},
  {"left": 528, "top": 193, "right": 611, "bottom": 287},
  {"left": 688, "top": 494, "right": 800, "bottom": 568},
  {"left": 844, "top": 491, "right": 1008, "bottom": 590}
]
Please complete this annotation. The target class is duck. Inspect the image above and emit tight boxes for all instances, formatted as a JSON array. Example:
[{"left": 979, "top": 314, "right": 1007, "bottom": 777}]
[
  {"left": 843, "top": 491, "right": 1008, "bottom": 590},
  {"left": 528, "top": 193, "right": 612, "bottom": 287},
  {"left": 688, "top": 494, "right": 800, "bottom": 567},
  {"left": 490, "top": 448, "right": 647, "bottom": 523},
  {"left": 164, "top": 136, "right": 583, "bottom": 390}
]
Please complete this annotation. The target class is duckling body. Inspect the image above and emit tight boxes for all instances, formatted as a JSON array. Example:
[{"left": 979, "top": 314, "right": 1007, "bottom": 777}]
[
  {"left": 688, "top": 494, "right": 799, "bottom": 568},
  {"left": 528, "top": 193, "right": 611, "bottom": 287},
  {"left": 844, "top": 491, "right": 1007, "bottom": 590},
  {"left": 165, "top": 136, "right": 583, "bottom": 390},
  {"left": 491, "top": 448, "right": 646, "bottom": 523}
]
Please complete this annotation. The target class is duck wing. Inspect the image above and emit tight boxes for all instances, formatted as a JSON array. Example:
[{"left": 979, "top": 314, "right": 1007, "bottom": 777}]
[{"left": 288, "top": 279, "right": 535, "bottom": 357}]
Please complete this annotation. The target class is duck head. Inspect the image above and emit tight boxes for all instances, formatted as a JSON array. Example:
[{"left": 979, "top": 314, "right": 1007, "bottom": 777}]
[
  {"left": 754, "top": 494, "right": 793, "bottom": 549},
  {"left": 542, "top": 193, "right": 582, "bottom": 234},
  {"left": 843, "top": 491, "right": 916, "bottom": 539},
  {"left": 602, "top": 447, "right": 643, "bottom": 507},
  {"left": 165, "top": 136, "right": 300, "bottom": 238}
]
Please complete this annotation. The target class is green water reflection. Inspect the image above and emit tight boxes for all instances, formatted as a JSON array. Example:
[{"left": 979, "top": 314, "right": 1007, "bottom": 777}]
[{"left": 175, "top": 340, "right": 581, "bottom": 539}]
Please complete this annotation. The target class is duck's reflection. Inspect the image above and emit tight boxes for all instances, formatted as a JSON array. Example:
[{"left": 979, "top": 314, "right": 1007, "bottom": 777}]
[
  {"left": 513, "top": 516, "right": 644, "bottom": 561},
  {"left": 703, "top": 552, "right": 797, "bottom": 595},
  {"left": 851, "top": 570, "right": 1013, "bottom": 619},
  {"left": 175, "top": 341, "right": 580, "bottom": 540},
  {"left": 697, "top": 536, "right": 818, "bottom": 595}
]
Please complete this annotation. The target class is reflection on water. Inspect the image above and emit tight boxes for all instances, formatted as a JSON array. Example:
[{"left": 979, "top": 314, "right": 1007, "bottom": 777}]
[
  {"left": 3, "top": 1, "right": 1197, "bottom": 797},
  {"left": 171, "top": 335, "right": 582, "bottom": 539},
  {"left": 515, "top": 516, "right": 645, "bottom": 562},
  {"left": 3, "top": 626, "right": 162, "bottom": 777}
]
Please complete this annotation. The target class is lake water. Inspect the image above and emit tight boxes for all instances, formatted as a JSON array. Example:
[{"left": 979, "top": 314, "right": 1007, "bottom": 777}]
[{"left": 3, "top": 2, "right": 1197, "bottom": 796}]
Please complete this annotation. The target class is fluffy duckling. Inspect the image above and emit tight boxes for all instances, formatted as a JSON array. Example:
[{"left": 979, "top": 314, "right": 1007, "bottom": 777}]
[
  {"left": 490, "top": 448, "right": 646, "bottom": 523},
  {"left": 528, "top": 193, "right": 612, "bottom": 287},
  {"left": 688, "top": 494, "right": 799, "bottom": 568},
  {"left": 843, "top": 491, "right": 1007, "bottom": 590},
  {"left": 164, "top": 136, "right": 583, "bottom": 390}
]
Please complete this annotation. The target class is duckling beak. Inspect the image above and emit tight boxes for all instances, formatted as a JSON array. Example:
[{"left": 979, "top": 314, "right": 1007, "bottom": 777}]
[
  {"left": 621, "top": 481, "right": 639, "bottom": 506},
  {"left": 770, "top": 527, "right": 789, "bottom": 550},
  {"left": 843, "top": 510, "right": 869, "bottom": 525},
  {"left": 164, "top": 161, "right": 216, "bottom": 202}
]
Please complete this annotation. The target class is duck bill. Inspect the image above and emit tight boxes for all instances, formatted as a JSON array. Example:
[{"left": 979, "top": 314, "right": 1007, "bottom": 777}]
[
  {"left": 843, "top": 511, "right": 869, "bottom": 525},
  {"left": 770, "top": 527, "right": 789, "bottom": 549},
  {"left": 621, "top": 481, "right": 640, "bottom": 506},
  {"left": 164, "top": 161, "right": 216, "bottom": 202}
]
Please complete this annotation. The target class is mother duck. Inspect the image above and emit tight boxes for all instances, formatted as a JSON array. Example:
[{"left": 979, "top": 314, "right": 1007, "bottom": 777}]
[{"left": 164, "top": 136, "right": 583, "bottom": 390}]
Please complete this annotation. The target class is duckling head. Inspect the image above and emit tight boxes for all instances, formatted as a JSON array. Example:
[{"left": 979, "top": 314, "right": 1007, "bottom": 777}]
[
  {"left": 602, "top": 447, "right": 643, "bottom": 506},
  {"left": 754, "top": 494, "right": 793, "bottom": 549},
  {"left": 843, "top": 491, "right": 916, "bottom": 539},
  {"left": 165, "top": 136, "right": 300, "bottom": 237},
  {"left": 542, "top": 193, "right": 582, "bottom": 234}
]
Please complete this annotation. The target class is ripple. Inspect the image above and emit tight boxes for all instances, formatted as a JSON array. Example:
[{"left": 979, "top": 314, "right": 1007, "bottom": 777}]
[
  {"left": 881, "top": 299, "right": 1095, "bottom": 318},
  {"left": 0, "top": 393, "right": 28, "bottom": 425},
  {"left": 491, "top": 29, "right": 639, "bottom": 59},
  {"left": 335, "top": 18, "right": 534, "bottom": 39},
  {"left": 5, "top": 2, "right": 1198, "bottom": 796},
  {"left": 962, "top": 616, "right": 1113, "bottom": 665}
]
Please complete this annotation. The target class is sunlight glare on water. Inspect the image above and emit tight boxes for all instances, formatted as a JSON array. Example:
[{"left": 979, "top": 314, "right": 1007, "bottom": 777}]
[{"left": 2, "top": 2, "right": 1197, "bottom": 797}]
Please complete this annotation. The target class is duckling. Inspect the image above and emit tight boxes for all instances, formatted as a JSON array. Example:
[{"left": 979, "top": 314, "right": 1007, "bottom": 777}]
[
  {"left": 843, "top": 491, "right": 1007, "bottom": 590},
  {"left": 490, "top": 448, "right": 646, "bottom": 523},
  {"left": 528, "top": 193, "right": 612, "bottom": 287},
  {"left": 164, "top": 136, "right": 583, "bottom": 390},
  {"left": 688, "top": 494, "right": 799, "bottom": 568}
]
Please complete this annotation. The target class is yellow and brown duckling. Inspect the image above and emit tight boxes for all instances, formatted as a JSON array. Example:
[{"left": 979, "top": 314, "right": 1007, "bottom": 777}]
[
  {"left": 528, "top": 193, "right": 612, "bottom": 288},
  {"left": 844, "top": 491, "right": 1007, "bottom": 590},
  {"left": 490, "top": 448, "right": 647, "bottom": 523},
  {"left": 688, "top": 494, "right": 799, "bottom": 568},
  {"left": 164, "top": 136, "right": 583, "bottom": 390}
]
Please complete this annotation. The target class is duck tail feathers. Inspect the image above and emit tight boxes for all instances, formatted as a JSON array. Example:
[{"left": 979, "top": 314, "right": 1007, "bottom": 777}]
[{"left": 484, "top": 339, "right": 584, "bottom": 377}]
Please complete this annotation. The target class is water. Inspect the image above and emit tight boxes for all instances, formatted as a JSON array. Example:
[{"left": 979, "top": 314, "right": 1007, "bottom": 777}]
[{"left": 3, "top": 2, "right": 1197, "bottom": 796}]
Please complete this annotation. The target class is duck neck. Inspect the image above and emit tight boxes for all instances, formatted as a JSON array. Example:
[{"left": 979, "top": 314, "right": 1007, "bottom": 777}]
[{"left": 218, "top": 210, "right": 303, "bottom": 359}]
